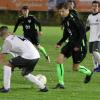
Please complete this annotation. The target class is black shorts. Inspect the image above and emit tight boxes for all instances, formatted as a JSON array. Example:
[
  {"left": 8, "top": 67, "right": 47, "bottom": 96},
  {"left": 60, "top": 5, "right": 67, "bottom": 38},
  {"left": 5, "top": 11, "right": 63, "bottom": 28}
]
[
  {"left": 61, "top": 41, "right": 87, "bottom": 64},
  {"left": 24, "top": 31, "right": 39, "bottom": 46},
  {"left": 89, "top": 41, "right": 100, "bottom": 53},
  {"left": 9, "top": 56, "right": 39, "bottom": 76}
]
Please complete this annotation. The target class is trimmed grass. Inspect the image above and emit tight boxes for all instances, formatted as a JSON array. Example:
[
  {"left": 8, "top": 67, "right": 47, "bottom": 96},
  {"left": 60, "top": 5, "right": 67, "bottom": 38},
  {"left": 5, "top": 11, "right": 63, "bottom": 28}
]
[{"left": 0, "top": 25, "right": 99, "bottom": 100}]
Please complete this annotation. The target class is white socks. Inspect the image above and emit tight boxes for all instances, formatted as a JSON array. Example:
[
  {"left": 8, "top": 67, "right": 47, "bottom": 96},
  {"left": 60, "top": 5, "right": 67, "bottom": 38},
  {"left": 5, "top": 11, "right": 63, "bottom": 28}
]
[
  {"left": 3, "top": 66, "right": 45, "bottom": 90},
  {"left": 3, "top": 65, "right": 11, "bottom": 90},
  {"left": 93, "top": 51, "right": 100, "bottom": 68},
  {"left": 92, "top": 56, "right": 98, "bottom": 68},
  {"left": 24, "top": 74, "right": 45, "bottom": 89}
]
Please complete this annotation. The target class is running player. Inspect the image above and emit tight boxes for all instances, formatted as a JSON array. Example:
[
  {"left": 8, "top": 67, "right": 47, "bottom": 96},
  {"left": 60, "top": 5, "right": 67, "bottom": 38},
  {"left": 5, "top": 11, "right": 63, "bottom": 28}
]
[
  {"left": 13, "top": 6, "right": 50, "bottom": 63},
  {"left": 54, "top": 3, "right": 92, "bottom": 89}
]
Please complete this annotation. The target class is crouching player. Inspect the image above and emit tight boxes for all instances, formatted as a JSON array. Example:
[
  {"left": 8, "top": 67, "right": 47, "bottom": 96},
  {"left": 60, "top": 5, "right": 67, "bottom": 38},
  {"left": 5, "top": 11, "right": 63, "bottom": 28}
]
[{"left": 0, "top": 26, "right": 48, "bottom": 93}]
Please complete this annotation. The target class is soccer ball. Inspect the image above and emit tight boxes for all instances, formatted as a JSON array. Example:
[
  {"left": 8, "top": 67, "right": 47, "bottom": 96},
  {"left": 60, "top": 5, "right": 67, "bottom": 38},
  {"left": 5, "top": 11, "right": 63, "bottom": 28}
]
[{"left": 36, "top": 74, "right": 47, "bottom": 85}]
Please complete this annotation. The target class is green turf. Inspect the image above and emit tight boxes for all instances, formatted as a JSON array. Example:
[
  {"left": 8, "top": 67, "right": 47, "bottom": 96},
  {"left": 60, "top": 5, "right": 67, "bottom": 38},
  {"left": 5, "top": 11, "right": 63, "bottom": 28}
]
[{"left": 0, "top": 25, "right": 100, "bottom": 100}]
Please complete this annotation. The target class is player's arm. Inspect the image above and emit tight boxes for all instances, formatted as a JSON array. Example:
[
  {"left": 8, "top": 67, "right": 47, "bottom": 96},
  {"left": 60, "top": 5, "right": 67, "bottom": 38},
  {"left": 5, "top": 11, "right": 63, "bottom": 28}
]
[
  {"left": 0, "top": 40, "right": 12, "bottom": 64},
  {"left": 56, "top": 32, "right": 68, "bottom": 48},
  {"left": 33, "top": 16, "right": 42, "bottom": 35},
  {"left": 13, "top": 17, "right": 21, "bottom": 33},
  {"left": 72, "top": 16, "right": 86, "bottom": 47}
]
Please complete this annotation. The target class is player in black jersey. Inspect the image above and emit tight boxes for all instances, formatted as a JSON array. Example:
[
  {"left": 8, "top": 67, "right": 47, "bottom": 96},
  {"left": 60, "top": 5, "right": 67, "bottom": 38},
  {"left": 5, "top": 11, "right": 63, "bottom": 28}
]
[
  {"left": 67, "top": 0, "right": 78, "bottom": 17},
  {"left": 13, "top": 6, "right": 50, "bottom": 63},
  {"left": 54, "top": 3, "right": 92, "bottom": 89},
  {"left": 61, "top": 0, "right": 79, "bottom": 30}
]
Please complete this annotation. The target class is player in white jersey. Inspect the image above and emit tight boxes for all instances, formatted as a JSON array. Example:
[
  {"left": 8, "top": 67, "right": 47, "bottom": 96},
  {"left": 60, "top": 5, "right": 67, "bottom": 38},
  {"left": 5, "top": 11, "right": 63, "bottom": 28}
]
[
  {"left": 86, "top": 0, "right": 100, "bottom": 73},
  {"left": 0, "top": 26, "right": 48, "bottom": 93}
]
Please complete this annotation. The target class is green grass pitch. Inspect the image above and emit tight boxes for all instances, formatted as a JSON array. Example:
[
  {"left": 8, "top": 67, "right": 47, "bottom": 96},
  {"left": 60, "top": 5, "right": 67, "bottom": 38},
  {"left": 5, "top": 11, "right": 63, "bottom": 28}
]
[{"left": 0, "top": 25, "right": 100, "bottom": 100}]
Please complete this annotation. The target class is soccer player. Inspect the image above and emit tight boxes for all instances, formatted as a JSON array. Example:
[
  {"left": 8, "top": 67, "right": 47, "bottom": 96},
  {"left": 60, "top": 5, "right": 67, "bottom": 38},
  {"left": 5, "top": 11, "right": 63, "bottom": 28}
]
[
  {"left": 67, "top": 0, "right": 78, "bottom": 17},
  {"left": 13, "top": 6, "right": 50, "bottom": 63},
  {"left": 0, "top": 26, "right": 48, "bottom": 93},
  {"left": 86, "top": 1, "right": 100, "bottom": 72},
  {"left": 54, "top": 3, "right": 92, "bottom": 89},
  {"left": 61, "top": 0, "right": 79, "bottom": 31}
]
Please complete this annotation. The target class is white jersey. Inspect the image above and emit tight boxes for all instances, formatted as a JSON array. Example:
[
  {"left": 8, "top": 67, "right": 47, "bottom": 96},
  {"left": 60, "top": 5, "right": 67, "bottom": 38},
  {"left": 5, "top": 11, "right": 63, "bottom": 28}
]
[
  {"left": 2, "top": 35, "right": 40, "bottom": 59},
  {"left": 87, "top": 13, "right": 100, "bottom": 42}
]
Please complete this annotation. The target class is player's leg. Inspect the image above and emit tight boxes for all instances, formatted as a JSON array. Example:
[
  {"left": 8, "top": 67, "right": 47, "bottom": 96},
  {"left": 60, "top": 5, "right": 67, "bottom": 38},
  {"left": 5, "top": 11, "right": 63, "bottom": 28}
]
[
  {"left": 54, "top": 43, "right": 71, "bottom": 89},
  {"left": 73, "top": 54, "right": 92, "bottom": 76},
  {"left": 72, "top": 44, "right": 92, "bottom": 83},
  {"left": 92, "top": 41, "right": 100, "bottom": 72},
  {"left": 21, "top": 58, "right": 48, "bottom": 92},
  {"left": 24, "top": 74, "right": 48, "bottom": 92},
  {"left": 37, "top": 44, "right": 50, "bottom": 63},
  {"left": 73, "top": 64, "right": 91, "bottom": 75},
  {"left": 89, "top": 42, "right": 100, "bottom": 72},
  {"left": 54, "top": 53, "right": 65, "bottom": 89},
  {"left": 0, "top": 62, "right": 13, "bottom": 93},
  {"left": 27, "top": 34, "right": 50, "bottom": 63},
  {"left": 0, "top": 56, "right": 26, "bottom": 93},
  {"left": 89, "top": 42, "right": 98, "bottom": 68}
]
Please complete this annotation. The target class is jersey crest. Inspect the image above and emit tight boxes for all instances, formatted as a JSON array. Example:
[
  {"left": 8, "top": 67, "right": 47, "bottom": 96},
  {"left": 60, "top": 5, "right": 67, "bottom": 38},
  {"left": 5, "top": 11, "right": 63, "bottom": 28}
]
[{"left": 28, "top": 19, "right": 31, "bottom": 23}]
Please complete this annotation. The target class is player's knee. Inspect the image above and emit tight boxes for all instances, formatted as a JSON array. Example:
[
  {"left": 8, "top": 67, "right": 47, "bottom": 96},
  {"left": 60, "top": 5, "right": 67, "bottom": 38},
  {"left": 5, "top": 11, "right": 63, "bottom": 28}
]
[
  {"left": 93, "top": 51, "right": 99, "bottom": 56},
  {"left": 56, "top": 54, "right": 64, "bottom": 64},
  {"left": 93, "top": 51, "right": 99, "bottom": 58},
  {"left": 21, "top": 68, "right": 30, "bottom": 76},
  {"left": 73, "top": 67, "right": 78, "bottom": 71},
  {"left": 56, "top": 58, "right": 63, "bottom": 64},
  {"left": 21, "top": 71, "right": 28, "bottom": 76},
  {"left": 24, "top": 74, "right": 30, "bottom": 78},
  {"left": 72, "top": 64, "right": 79, "bottom": 71},
  {"left": 56, "top": 59, "right": 62, "bottom": 64}
]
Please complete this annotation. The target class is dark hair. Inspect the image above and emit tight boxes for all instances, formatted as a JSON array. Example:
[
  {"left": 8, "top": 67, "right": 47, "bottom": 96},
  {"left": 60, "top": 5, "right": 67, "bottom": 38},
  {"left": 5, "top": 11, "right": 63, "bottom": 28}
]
[
  {"left": 21, "top": 6, "right": 29, "bottom": 10},
  {"left": 0, "top": 26, "right": 8, "bottom": 31},
  {"left": 56, "top": 3, "right": 69, "bottom": 10},
  {"left": 68, "top": 0, "right": 76, "bottom": 8},
  {"left": 92, "top": 0, "right": 100, "bottom": 6},
  {"left": 0, "top": 26, "right": 8, "bottom": 36}
]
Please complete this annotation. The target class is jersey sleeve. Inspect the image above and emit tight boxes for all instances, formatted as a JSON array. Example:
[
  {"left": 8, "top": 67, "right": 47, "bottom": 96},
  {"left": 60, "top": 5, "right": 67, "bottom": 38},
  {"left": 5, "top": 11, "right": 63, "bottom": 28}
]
[
  {"left": 2, "top": 40, "right": 12, "bottom": 54},
  {"left": 13, "top": 17, "right": 22, "bottom": 33},
  {"left": 57, "top": 31, "right": 69, "bottom": 46},
  {"left": 72, "top": 16, "right": 86, "bottom": 46},
  {"left": 32, "top": 16, "right": 42, "bottom": 31}
]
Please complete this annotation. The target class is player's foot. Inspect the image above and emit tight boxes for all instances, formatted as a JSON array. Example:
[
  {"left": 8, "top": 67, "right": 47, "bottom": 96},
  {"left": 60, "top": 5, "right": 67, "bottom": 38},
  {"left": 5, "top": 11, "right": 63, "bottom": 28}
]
[
  {"left": 40, "top": 87, "right": 48, "bottom": 92},
  {"left": 53, "top": 83, "right": 64, "bottom": 89},
  {"left": 45, "top": 55, "right": 50, "bottom": 63},
  {"left": 0, "top": 87, "right": 9, "bottom": 93},
  {"left": 84, "top": 72, "right": 93, "bottom": 84},
  {"left": 93, "top": 65, "right": 100, "bottom": 72}
]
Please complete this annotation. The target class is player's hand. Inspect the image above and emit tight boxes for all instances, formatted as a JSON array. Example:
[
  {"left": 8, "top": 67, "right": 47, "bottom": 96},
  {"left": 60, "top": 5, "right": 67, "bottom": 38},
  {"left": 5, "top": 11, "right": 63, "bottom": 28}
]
[
  {"left": 38, "top": 31, "right": 43, "bottom": 36},
  {"left": 55, "top": 44, "right": 61, "bottom": 48}
]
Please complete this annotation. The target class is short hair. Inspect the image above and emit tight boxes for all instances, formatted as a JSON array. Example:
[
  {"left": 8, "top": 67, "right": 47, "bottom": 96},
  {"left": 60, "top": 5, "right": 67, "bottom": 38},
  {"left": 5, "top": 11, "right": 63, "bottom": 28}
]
[
  {"left": 92, "top": 0, "right": 100, "bottom": 6},
  {"left": 21, "top": 6, "right": 29, "bottom": 10},
  {"left": 0, "top": 26, "right": 8, "bottom": 36},
  {"left": 56, "top": 3, "right": 69, "bottom": 10},
  {"left": 68, "top": 0, "right": 75, "bottom": 4},
  {"left": 68, "top": 0, "right": 76, "bottom": 8}
]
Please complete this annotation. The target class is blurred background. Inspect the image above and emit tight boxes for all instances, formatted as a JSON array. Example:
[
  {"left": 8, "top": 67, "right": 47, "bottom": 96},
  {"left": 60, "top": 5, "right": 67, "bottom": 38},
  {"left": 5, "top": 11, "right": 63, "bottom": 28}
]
[{"left": 0, "top": 0, "right": 99, "bottom": 25}]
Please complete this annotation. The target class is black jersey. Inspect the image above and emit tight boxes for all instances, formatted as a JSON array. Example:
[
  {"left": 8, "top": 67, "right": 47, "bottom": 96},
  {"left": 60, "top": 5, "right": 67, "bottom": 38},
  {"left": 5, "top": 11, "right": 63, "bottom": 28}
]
[
  {"left": 57, "top": 13, "right": 86, "bottom": 47},
  {"left": 61, "top": 9, "right": 79, "bottom": 32},
  {"left": 61, "top": 9, "right": 79, "bottom": 26},
  {"left": 13, "top": 15, "right": 41, "bottom": 34},
  {"left": 69, "top": 9, "right": 79, "bottom": 18}
]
